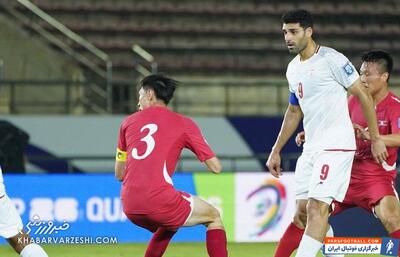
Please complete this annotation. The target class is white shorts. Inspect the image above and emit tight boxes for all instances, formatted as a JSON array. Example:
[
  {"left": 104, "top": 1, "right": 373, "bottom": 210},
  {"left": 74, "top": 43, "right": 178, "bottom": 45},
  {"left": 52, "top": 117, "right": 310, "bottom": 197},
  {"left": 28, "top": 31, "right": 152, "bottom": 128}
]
[
  {"left": 0, "top": 194, "right": 23, "bottom": 238},
  {"left": 294, "top": 150, "right": 355, "bottom": 203}
]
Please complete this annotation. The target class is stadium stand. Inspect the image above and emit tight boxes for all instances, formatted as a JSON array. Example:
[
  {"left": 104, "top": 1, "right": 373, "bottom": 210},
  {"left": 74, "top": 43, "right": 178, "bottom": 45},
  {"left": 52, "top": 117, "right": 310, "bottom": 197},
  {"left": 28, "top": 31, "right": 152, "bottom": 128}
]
[
  {"left": 22, "top": 0, "right": 400, "bottom": 80},
  {"left": 0, "top": 0, "right": 399, "bottom": 114}
]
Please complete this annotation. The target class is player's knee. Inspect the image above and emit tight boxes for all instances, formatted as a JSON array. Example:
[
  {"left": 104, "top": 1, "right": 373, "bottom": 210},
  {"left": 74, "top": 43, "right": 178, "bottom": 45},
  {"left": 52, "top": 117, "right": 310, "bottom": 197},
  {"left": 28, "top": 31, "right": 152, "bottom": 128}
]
[
  {"left": 205, "top": 207, "right": 223, "bottom": 229},
  {"left": 294, "top": 208, "right": 307, "bottom": 228},
  {"left": 380, "top": 210, "right": 400, "bottom": 231},
  {"left": 209, "top": 206, "right": 221, "bottom": 221},
  {"left": 306, "top": 199, "right": 329, "bottom": 222},
  {"left": 293, "top": 202, "right": 308, "bottom": 228}
]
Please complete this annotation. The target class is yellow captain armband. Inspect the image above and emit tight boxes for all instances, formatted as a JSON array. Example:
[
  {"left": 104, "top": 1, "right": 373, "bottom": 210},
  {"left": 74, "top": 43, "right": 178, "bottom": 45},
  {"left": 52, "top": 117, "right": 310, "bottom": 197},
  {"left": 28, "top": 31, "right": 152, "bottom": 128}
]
[{"left": 116, "top": 148, "right": 127, "bottom": 162}]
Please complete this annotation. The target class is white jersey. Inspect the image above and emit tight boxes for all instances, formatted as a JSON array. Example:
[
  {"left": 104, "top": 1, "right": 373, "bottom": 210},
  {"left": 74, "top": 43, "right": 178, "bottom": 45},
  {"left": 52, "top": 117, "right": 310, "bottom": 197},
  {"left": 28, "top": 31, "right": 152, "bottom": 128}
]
[
  {"left": 287, "top": 46, "right": 358, "bottom": 152},
  {"left": 0, "top": 164, "right": 23, "bottom": 238}
]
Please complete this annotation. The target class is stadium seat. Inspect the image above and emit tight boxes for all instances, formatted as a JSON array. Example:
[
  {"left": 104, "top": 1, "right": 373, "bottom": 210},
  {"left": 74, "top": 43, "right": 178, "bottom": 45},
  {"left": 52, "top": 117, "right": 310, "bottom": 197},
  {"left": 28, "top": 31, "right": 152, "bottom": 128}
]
[{"left": 19, "top": 0, "right": 400, "bottom": 78}]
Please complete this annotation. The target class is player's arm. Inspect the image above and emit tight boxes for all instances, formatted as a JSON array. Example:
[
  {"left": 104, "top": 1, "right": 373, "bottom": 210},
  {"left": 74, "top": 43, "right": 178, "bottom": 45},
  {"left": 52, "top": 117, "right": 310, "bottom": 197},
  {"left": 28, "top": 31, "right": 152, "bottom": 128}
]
[
  {"left": 377, "top": 134, "right": 400, "bottom": 147},
  {"left": 354, "top": 124, "right": 400, "bottom": 147},
  {"left": 266, "top": 99, "right": 303, "bottom": 178},
  {"left": 204, "top": 156, "right": 222, "bottom": 174},
  {"left": 115, "top": 161, "right": 125, "bottom": 181},
  {"left": 348, "top": 79, "right": 388, "bottom": 162},
  {"left": 184, "top": 118, "right": 222, "bottom": 174},
  {"left": 380, "top": 106, "right": 400, "bottom": 147},
  {"left": 115, "top": 148, "right": 127, "bottom": 181}
]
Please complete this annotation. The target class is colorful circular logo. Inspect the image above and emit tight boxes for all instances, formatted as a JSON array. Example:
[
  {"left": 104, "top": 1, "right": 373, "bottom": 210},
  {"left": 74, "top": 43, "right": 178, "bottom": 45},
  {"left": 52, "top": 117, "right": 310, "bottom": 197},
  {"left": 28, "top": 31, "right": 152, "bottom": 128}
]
[{"left": 246, "top": 178, "right": 287, "bottom": 236}]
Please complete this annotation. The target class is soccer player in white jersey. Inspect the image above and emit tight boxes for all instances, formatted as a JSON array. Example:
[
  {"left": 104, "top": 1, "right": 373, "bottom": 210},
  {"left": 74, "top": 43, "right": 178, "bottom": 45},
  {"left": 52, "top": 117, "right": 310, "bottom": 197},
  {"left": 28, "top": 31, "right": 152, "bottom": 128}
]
[
  {"left": 0, "top": 166, "right": 48, "bottom": 257},
  {"left": 266, "top": 9, "right": 388, "bottom": 257}
]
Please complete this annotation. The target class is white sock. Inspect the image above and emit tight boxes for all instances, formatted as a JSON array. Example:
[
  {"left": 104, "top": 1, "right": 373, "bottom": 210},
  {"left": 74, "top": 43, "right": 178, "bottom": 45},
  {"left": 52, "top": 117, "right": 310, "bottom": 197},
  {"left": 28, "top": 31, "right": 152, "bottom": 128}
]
[
  {"left": 20, "top": 243, "right": 48, "bottom": 257},
  {"left": 326, "top": 226, "right": 334, "bottom": 237},
  {"left": 295, "top": 234, "right": 323, "bottom": 257},
  {"left": 323, "top": 226, "right": 344, "bottom": 257}
]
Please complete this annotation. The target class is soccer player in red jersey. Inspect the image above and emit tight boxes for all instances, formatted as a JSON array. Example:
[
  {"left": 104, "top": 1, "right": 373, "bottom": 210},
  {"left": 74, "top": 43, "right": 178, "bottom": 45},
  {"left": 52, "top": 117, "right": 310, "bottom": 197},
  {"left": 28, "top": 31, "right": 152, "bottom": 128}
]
[
  {"left": 115, "top": 74, "right": 228, "bottom": 257},
  {"left": 274, "top": 50, "right": 400, "bottom": 257},
  {"left": 334, "top": 50, "right": 400, "bottom": 242}
]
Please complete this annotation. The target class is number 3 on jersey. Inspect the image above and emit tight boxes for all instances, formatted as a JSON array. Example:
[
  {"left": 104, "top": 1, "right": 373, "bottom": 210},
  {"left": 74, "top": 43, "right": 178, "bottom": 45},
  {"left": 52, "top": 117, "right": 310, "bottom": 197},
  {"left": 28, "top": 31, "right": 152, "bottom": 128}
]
[{"left": 132, "top": 124, "right": 158, "bottom": 160}]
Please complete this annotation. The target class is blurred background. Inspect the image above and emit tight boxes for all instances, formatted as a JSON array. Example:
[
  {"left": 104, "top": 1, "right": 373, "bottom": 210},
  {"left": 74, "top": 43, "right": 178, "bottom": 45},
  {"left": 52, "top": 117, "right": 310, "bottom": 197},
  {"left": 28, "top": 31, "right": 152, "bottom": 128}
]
[{"left": 0, "top": 0, "right": 399, "bottom": 247}]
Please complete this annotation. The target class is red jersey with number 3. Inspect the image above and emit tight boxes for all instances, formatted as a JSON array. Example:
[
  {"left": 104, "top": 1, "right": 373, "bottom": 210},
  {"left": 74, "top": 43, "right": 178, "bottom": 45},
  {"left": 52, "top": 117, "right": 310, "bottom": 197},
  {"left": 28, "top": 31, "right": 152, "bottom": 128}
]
[
  {"left": 348, "top": 92, "right": 400, "bottom": 179},
  {"left": 118, "top": 106, "right": 215, "bottom": 214}
]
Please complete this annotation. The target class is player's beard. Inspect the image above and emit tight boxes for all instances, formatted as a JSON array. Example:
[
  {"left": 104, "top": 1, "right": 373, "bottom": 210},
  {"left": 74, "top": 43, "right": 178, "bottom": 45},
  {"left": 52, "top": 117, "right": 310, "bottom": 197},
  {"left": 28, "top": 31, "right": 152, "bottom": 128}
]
[
  {"left": 288, "top": 38, "right": 308, "bottom": 55},
  {"left": 288, "top": 46, "right": 299, "bottom": 54}
]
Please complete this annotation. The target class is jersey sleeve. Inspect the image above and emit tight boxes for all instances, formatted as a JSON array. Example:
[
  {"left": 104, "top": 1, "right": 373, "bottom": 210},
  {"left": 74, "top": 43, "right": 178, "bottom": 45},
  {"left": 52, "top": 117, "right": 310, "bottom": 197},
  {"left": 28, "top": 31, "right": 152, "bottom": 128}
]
[
  {"left": 390, "top": 104, "right": 400, "bottom": 134},
  {"left": 325, "top": 51, "right": 359, "bottom": 89},
  {"left": 286, "top": 62, "right": 296, "bottom": 93},
  {"left": 184, "top": 118, "right": 216, "bottom": 162},
  {"left": 116, "top": 121, "right": 127, "bottom": 162}
]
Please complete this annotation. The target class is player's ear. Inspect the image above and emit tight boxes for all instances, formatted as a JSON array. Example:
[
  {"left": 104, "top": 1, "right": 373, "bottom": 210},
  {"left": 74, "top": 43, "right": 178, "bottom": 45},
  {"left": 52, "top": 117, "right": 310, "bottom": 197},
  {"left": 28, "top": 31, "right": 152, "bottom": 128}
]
[
  {"left": 381, "top": 72, "right": 389, "bottom": 83},
  {"left": 305, "top": 27, "right": 313, "bottom": 38},
  {"left": 147, "top": 88, "right": 156, "bottom": 101}
]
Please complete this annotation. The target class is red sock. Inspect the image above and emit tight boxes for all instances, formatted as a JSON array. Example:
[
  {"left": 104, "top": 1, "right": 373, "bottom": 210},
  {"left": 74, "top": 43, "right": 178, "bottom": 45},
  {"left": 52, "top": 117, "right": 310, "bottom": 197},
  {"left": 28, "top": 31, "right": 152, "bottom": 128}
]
[
  {"left": 274, "top": 222, "right": 305, "bottom": 257},
  {"left": 390, "top": 230, "right": 400, "bottom": 256},
  {"left": 206, "top": 229, "right": 228, "bottom": 257},
  {"left": 390, "top": 229, "right": 400, "bottom": 239},
  {"left": 144, "top": 228, "right": 176, "bottom": 257}
]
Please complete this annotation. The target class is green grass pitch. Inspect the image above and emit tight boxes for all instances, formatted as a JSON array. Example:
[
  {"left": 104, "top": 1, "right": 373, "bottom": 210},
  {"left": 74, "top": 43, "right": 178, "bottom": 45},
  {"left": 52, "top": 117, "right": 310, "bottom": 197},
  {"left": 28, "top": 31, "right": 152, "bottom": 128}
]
[{"left": 0, "top": 242, "right": 384, "bottom": 257}]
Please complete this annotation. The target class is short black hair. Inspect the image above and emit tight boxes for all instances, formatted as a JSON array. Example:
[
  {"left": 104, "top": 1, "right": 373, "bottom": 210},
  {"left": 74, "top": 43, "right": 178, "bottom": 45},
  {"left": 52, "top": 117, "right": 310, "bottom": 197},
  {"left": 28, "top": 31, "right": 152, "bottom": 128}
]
[
  {"left": 140, "top": 73, "right": 177, "bottom": 105},
  {"left": 362, "top": 50, "right": 393, "bottom": 81},
  {"left": 281, "top": 9, "right": 313, "bottom": 29}
]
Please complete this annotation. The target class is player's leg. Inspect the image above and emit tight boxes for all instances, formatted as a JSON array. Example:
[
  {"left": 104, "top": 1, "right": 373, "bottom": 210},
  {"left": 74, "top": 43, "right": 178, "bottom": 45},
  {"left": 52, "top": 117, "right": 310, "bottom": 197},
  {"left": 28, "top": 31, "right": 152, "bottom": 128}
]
[
  {"left": 0, "top": 194, "right": 48, "bottom": 257},
  {"left": 274, "top": 153, "right": 311, "bottom": 257},
  {"left": 280, "top": 152, "right": 317, "bottom": 257},
  {"left": 295, "top": 197, "right": 331, "bottom": 257},
  {"left": 183, "top": 196, "right": 228, "bottom": 257},
  {"left": 274, "top": 199, "right": 346, "bottom": 257},
  {"left": 295, "top": 151, "right": 354, "bottom": 257},
  {"left": 374, "top": 194, "right": 400, "bottom": 256},
  {"left": 287, "top": 152, "right": 326, "bottom": 257},
  {"left": 124, "top": 213, "right": 176, "bottom": 257},
  {"left": 375, "top": 195, "right": 400, "bottom": 236},
  {"left": 357, "top": 175, "right": 400, "bottom": 242},
  {"left": 7, "top": 232, "right": 48, "bottom": 257},
  {"left": 273, "top": 199, "right": 307, "bottom": 257},
  {"left": 323, "top": 225, "right": 345, "bottom": 257},
  {"left": 6, "top": 230, "right": 29, "bottom": 253},
  {"left": 144, "top": 228, "right": 177, "bottom": 257}
]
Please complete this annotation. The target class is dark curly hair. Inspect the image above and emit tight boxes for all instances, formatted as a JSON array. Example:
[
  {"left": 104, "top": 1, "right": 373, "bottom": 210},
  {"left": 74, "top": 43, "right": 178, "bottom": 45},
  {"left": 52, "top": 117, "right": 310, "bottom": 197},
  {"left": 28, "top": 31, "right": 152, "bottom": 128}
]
[{"left": 281, "top": 9, "right": 313, "bottom": 29}]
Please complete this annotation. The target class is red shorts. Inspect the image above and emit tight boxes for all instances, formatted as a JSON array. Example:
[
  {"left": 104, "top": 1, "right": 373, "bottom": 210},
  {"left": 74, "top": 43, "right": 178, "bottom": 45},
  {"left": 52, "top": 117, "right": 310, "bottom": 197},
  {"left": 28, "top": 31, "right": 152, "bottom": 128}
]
[
  {"left": 124, "top": 191, "right": 193, "bottom": 232},
  {"left": 332, "top": 174, "right": 398, "bottom": 215}
]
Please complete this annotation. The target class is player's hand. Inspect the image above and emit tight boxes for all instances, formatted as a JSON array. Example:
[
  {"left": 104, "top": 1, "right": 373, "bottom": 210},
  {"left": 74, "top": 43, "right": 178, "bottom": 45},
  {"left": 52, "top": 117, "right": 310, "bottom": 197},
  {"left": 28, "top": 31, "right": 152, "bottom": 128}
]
[
  {"left": 371, "top": 137, "right": 388, "bottom": 164},
  {"left": 295, "top": 131, "right": 305, "bottom": 146},
  {"left": 266, "top": 151, "right": 282, "bottom": 178},
  {"left": 353, "top": 124, "right": 370, "bottom": 140}
]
